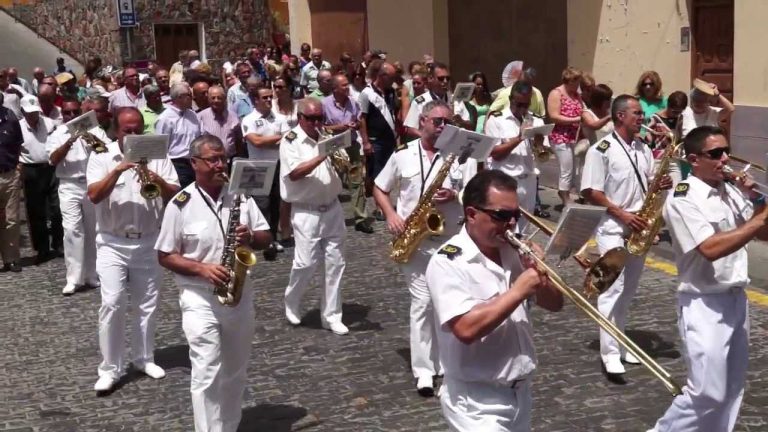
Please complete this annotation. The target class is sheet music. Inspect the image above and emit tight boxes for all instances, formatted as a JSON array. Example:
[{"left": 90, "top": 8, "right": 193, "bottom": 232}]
[
  {"left": 124, "top": 135, "right": 169, "bottom": 162},
  {"left": 65, "top": 111, "right": 98, "bottom": 134},
  {"left": 544, "top": 204, "right": 606, "bottom": 260},
  {"left": 451, "top": 82, "right": 476, "bottom": 103},
  {"left": 228, "top": 158, "right": 277, "bottom": 196},
  {"left": 318, "top": 130, "right": 352, "bottom": 156},
  {"left": 522, "top": 124, "right": 555, "bottom": 139},
  {"left": 434, "top": 124, "right": 495, "bottom": 161}
]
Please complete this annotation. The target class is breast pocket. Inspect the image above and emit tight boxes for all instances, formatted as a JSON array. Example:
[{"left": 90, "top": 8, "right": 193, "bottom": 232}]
[{"left": 182, "top": 221, "right": 215, "bottom": 256}]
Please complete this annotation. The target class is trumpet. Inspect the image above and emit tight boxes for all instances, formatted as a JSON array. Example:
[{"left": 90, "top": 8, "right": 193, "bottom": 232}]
[
  {"left": 79, "top": 129, "right": 107, "bottom": 153},
  {"left": 135, "top": 158, "right": 161, "bottom": 200},
  {"left": 520, "top": 208, "right": 627, "bottom": 299},
  {"left": 723, "top": 165, "right": 768, "bottom": 197},
  {"left": 503, "top": 231, "right": 683, "bottom": 396}
]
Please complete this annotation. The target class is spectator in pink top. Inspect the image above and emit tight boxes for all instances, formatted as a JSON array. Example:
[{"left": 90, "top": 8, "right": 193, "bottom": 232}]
[{"left": 547, "top": 67, "right": 584, "bottom": 208}]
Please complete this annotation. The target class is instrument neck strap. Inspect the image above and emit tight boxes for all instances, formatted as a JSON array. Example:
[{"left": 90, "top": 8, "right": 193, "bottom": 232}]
[
  {"left": 195, "top": 183, "right": 227, "bottom": 241},
  {"left": 418, "top": 143, "right": 441, "bottom": 197},
  {"left": 612, "top": 132, "right": 647, "bottom": 195}
]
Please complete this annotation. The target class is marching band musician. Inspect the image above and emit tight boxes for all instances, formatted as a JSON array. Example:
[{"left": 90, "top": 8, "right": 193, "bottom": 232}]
[
  {"left": 156, "top": 135, "right": 272, "bottom": 432},
  {"left": 426, "top": 169, "right": 563, "bottom": 431},
  {"left": 403, "top": 62, "right": 472, "bottom": 139},
  {"left": 47, "top": 99, "right": 107, "bottom": 295},
  {"left": 373, "top": 100, "right": 476, "bottom": 397},
  {"left": 650, "top": 126, "right": 768, "bottom": 432},
  {"left": 280, "top": 98, "right": 349, "bottom": 335},
  {"left": 485, "top": 81, "right": 549, "bottom": 233},
  {"left": 87, "top": 107, "right": 180, "bottom": 393},
  {"left": 580, "top": 95, "right": 673, "bottom": 378}
]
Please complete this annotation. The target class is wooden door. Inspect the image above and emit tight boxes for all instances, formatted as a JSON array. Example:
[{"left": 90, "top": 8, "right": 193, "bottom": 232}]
[
  {"left": 309, "top": 0, "right": 367, "bottom": 66},
  {"left": 691, "top": 0, "right": 734, "bottom": 101},
  {"left": 153, "top": 23, "right": 200, "bottom": 69}
]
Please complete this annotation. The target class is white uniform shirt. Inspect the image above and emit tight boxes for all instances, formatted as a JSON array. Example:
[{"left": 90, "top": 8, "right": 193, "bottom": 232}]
[
  {"left": 19, "top": 116, "right": 57, "bottom": 164},
  {"left": 581, "top": 132, "right": 655, "bottom": 235},
  {"left": 375, "top": 139, "right": 475, "bottom": 252},
  {"left": 680, "top": 106, "right": 723, "bottom": 138},
  {"left": 426, "top": 227, "right": 536, "bottom": 385},
  {"left": 279, "top": 126, "right": 342, "bottom": 205},
  {"left": 241, "top": 109, "right": 287, "bottom": 161},
  {"left": 485, "top": 108, "right": 549, "bottom": 177},
  {"left": 403, "top": 91, "right": 470, "bottom": 129},
  {"left": 663, "top": 175, "right": 752, "bottom": 294},
  {"left": 43, "top": 106, "right": 63, "bottom": 126},
  {"left": 47, "top": 125, "right": 110, "bottom": 179},
  {"left": 299, "top": 61, "right": 332, "bottom": 92},
  {"left": 155, "top": 183, "right": 269, "bottom": 290},
  {"left": 86, "top": 141, "right": 179, "bottom": 238}
]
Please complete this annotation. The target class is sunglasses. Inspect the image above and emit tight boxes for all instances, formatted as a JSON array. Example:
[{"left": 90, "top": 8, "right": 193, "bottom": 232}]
[
  {"left": 436, "top": 76, "right": 451, "bottom": 82},
  {"left": 622, "top": 110, "right": 644, "bottom": 116},
  {"left": 642, "top": 82, "right": 654, "bottom": 87},
  {"left": 513, "top": 102, "right": 530, "bottom": 109},
  {"left": 476, "top": 207, "right": 522, "bottom": 223},
  {"left": 300, "top": 113, "right": 323, "bottom": 122},
  {"left": 62, "top": 110, "right": 81, "bottom": 115},
  {"left": 429, "top": 117, "right": 453, "bottom": 127},
  {"left": 700, "top": 146, "right": 730, "bottom": 160}
]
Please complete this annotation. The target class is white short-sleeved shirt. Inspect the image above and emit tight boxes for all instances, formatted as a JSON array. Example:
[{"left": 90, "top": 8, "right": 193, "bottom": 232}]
[
  {"left": 663, "top": 175, "right": 752, "bottom": 294},
  {"left": 47, "top": 124, "right": 110, "bottom": 179},
  {"left": 426, "top": 227, "right": 536, "bottom": 385},
  {"left": 155, "top": 183, "right": 269, "bottom": 290},
  {"left": 580, "top": 132, "right": 655, "bottom": 235},
  {"left": 485, "top": 108, "right": 549, "bottom": 177},
  {"left": 20, "top": 116, "right": 57, "bottom": 164},
  {"left": 403, "top": 92, "right": 470, "bottom": 129},
  {"left": 299, "top": 61, "right": 332, "bottom": 92},
  {"left": 241, "top": 109, "right": 287, "bottom": 161},
  {"left": 680, "top": 106, "right": 723, "bottom": 138},
  {"left": 374, "top": 139, "right": 475, "bottom": 253},
  {"left": 279, "top": 126, "right": 342, "bottom": 205},
  {"left": 86, "top": 142, "right": 179, "bottom": 238}
]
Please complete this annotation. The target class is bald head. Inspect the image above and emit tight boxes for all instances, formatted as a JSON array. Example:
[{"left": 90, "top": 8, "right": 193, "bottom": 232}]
[
  {"left": 207, "top": 85, "right": 226, "bottom": 113},
  {"left": 38, "top": 84, "right": 56, "bottom": 98},
  {"left": 311, "top": 49, "right": 323, "bottom": 66},
  {"left": 32, "top": 67, "right": 44, "bottom": 79}
]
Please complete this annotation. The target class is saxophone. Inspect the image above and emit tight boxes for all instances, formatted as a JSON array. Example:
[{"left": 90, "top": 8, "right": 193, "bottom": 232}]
[
  {"left": 215, "top": 185, "right": 258, "bottom": 306},
  {"left": 389, "top": 147, "right": 472, "bottom": 263},
  {"left": 625, "top": 133, "right": 681, "bottom": 255}
]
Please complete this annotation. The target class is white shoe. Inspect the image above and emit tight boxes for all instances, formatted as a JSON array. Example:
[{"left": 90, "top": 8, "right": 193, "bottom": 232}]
[
  {"left": 138, "top": 362, "right": 166, "bottom": 379},
  {"left": 94, "top": 375, "right": 117, "bottom": 392},
  {"left": 623, "top": 351, "right": 641, "bottom": 365},
  {"left": 285, "top": 306, "right": 301, "bottom": 326},
  {"left": 61, "top": 283, "right": 77, "bottom": 296},
  {"left": 416, "top": 375, "right": 434, "bottom": 397},
  {"left": 603, "top": 357, "right": 626, "bottom": 375},
  {"left": 323, "top": 321, "right": 349, "bottom": 335},
  {"left": 273, "top": 241, "right": 284, "bottom": 252}
]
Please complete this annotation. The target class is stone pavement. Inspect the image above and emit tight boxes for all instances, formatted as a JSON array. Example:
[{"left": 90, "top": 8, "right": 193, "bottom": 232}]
[{"left": 0, "top": 188, "right": 766, "bottom": 432}]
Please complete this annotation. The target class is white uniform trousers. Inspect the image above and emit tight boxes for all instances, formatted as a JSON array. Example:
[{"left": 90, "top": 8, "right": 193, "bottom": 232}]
[
  {"left": 513, "top": 174, "right": 536, "bottom": 235},
  {"left": 596, "top": 232, "right": 646, "bottom": 363},
  {"left": 96, "top": 233, "right": 161, "bottom": 379},
  {"left": 58, "top": 178, "right": 97, "bottom": 285},
  {"left": 284, "top": 200, "right": 346, "bottom": 325},
  {"left": 440, "top": 377, "right": 532, "bottom": 432},
  {"left": 651, "top": 290, "right": 749, "bottom": 432},
  {"left": 181, "top": 285, "right": 255, "bottom": 432},
  {"left": 401, "top": 247, "right": 440, "bottom": 380}
]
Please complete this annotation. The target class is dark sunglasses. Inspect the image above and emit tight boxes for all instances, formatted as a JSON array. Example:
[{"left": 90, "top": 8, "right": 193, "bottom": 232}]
[
  {"left": 429, "top": 117, "right": 453, "bottom": 127},
  {"left": 700, "top": 146, "right": 730, "bottom": 160},
  {"left": 436, "top": 76, "right": 451, "bottom": 82},
  {"left": 641, "top": 82, "right": 654, "bottom": 87},
  {"left": 513, "top": 102, "right": 530, "bottom": 109},
  {"left": 476, "top": 207, "right": 522, "bottom": 223},
  {"left": 62, "top": 110, "right": 81, "bottom": 115},
  {"left": 622, "top": 110, "right": 644, "bottom": 116},
  {"left": 300, "top": 113, "right": 323, "bottom": 122}
]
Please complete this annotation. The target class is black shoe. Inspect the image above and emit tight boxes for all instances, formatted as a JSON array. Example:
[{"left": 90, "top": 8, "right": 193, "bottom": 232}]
[
  {"left": 9, "top": 262, "right": 21, "bottom": 272},
  {"left": 373, "top": 210, "right": 385, "bottom": 221},
  {"left": 34, "top": 252, "right": 53, "bottom": 265},
  {"left": 354, "top": 221, "right": 374, "bottom": 234},
  {"left": 53, "top": 247, "right": 65, "bottom": 258},
  {"left": 263, "top": 244, "right": 278, "bottom": 261},
  {"left": 279, "top": 237, "right": 295, "bottom": 248},
  {"left": 534, "top": 207, "right": 550, "bottom": 218}
]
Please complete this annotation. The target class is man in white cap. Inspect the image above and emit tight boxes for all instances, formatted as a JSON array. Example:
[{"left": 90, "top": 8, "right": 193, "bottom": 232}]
[{"left": 19, "top": 95, "right": 64, "bottom": 263}]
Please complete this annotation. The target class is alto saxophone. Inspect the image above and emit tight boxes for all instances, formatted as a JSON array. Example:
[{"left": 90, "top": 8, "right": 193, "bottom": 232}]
[
  {"left": 625, "top": 133, "right": 681, "bottom": 255},
  {"left": 135, "top": 158, "right": 161, "bottom": 200},
  {"left": 215, "top": 181, "right": 258, "bottom": 306},
  {"left": 390, "top": 147, "right": 472, "bottom": 263}
]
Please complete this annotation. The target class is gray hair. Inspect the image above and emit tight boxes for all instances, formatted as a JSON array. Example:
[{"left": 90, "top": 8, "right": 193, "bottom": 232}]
[
  {"left": 610, "top": 94, "right": 638, "bottom": 122},
  {"left": 421, "top": 100, "right": 452, "bottom": 117},
  {"left": 170, "top": 82, "right": 191, "bottom": 100},
  {"left": 190, "top": 134, "right": 224, "bottom": 157},
  {"left": 298, "top": 98, "right": 322, "bottom": 115},
  {"left": 207, "top": 85, "right": 225, "bottom": 97},
  {"left": 143, "top": 84, "right": 160, "bottom": 97},
  {"left": 245, "top": 76, "right": 261, "bottom": 87}
]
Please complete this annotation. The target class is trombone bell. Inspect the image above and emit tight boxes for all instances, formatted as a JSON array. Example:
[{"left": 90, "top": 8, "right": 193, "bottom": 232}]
[{"left": 583, "top": 247, "right": 627, "bottom": 299}]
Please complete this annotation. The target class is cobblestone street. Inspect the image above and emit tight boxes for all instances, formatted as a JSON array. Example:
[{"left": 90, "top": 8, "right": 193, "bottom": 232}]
[{"left": 1, "top": 189, "right": 767, "bottom": 432}]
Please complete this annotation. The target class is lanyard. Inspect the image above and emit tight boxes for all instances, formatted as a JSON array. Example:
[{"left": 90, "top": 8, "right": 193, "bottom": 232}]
[
  {"left": 612, "top": 132, "right": 647, "bottom": 195},
  {"left": 195, "top": 184, "right": 226, "bottom": 241},
  {"left": 418, "top": 144, "right": 441, "bottom": 197}
]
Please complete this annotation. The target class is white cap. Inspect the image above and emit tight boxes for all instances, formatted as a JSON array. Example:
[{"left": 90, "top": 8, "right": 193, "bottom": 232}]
[{"left": 20, "top": 95, "right": 42, "bottom": 113}]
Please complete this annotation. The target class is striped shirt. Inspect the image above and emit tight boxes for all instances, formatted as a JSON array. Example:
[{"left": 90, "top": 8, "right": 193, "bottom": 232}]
[{"left": 197, "top": 107, "right": 240, "bottom": 157}]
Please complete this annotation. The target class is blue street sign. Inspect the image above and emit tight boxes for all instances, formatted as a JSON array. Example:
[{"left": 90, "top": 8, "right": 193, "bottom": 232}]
[{"left": 117, "top": 0, "right": 136, "bottom": 27}]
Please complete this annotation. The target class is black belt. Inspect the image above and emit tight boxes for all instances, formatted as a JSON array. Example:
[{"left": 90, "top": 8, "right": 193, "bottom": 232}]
[{"left": 22, "top": 163, "right": 49, "bottom": 168}]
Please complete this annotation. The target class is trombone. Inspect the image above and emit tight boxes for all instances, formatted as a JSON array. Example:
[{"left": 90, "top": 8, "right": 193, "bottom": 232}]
[
  {"left": 520, "top": 208, "right": 627, "bottom": 299},
  {"left": 503, "top": 231, "right": 683, "bottom": 396}
]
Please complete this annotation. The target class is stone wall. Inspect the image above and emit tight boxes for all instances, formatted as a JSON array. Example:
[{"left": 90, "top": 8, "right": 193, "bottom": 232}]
[{"left": 4, "top": 0, "right": 271, "bottom": 67}]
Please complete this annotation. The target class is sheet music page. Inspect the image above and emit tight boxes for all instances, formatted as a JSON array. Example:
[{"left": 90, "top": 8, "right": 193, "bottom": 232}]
[
  {"left": 318, "top": 130, "right": 351, "bottom": 156},
  {"left": 66, "top": 111, "right": 98, "bottom": 134},
  {"left": 544, "top": 204, "right": 606, "bottom": 259},
  {"left": 451, "top": 82, "right": 476, "bottom": 103},
  {"left": 124, "top": 135, "right": 169, "bottom": 161},
  {"left": 434, "top": 125, "right": 495, "bottom": 161},
  {"left": 522, "top": 124, "right": 555, "bottom": 139},
  {"left": 228, "top": 159, "right": 277, "bottom": 196}
]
